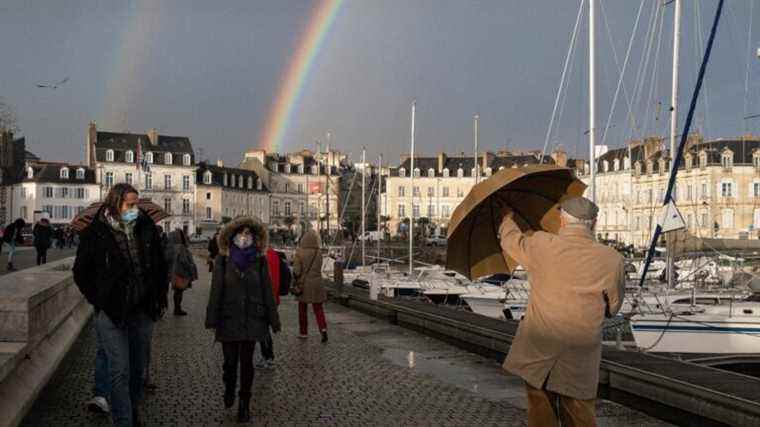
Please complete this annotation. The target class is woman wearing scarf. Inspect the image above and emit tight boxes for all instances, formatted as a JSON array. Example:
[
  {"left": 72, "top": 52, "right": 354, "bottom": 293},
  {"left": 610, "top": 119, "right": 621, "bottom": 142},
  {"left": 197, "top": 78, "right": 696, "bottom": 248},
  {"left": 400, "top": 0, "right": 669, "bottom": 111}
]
[
  {"left": 205, "top": 216, "right": 281, "bottom": 423},
  {"left": 72, "top": 183, "right": 168, "bottom": 427},
  {"left": 293, "top": 228, "right": 328, "bottom": 342}
]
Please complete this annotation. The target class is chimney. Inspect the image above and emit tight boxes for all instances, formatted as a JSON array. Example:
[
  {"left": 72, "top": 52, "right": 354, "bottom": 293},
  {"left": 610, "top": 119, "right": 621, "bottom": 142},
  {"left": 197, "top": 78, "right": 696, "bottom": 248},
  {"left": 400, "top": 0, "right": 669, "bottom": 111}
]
[
  {"left": 86, "top": 121, "right": 97, "bottom": 168},
  {"left": 216, "top": 159, "right": 224, "bottom": 167},
  {"left": 147, "top": 128, "right": 159, "bottom": 146},
  {"left": 437, "top": 152, "right": 447, "bottom": 172},
  {"left": 482, "top": 152, "right": 494, "bottom": 171},
  {"left": 551, "top": 148, "right": 568, "bottom": 167}
]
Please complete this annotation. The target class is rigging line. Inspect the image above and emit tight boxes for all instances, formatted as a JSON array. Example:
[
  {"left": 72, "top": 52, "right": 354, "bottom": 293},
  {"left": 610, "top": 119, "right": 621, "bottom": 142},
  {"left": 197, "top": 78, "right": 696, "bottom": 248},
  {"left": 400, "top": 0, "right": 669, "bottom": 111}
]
[
  {"left": 696, "top": 0, "right": 711, "bottom": 137},
  {"left": 743, "top": 1, "right": 755, "bottom": 125},
  {"left": 642, "top": 5, "right": 666, "bottom": 138},
  {"left": 541, "top": 0, "right": 585, "bottom": 163},
  {"left": 629, "top": 0, "right": 661, "bottom": 141},
  {"left": 600, "top": 0, "right": 646, "bottom": 147},
  {"left": 554, "top": 30, "right": 581, "bottom": 152}
]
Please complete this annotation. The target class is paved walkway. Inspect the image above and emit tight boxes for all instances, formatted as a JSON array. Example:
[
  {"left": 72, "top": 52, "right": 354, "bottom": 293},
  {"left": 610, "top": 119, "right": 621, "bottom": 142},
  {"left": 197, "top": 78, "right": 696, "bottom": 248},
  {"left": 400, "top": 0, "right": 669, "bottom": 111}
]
[{"left": 22, "top": 261, "right": 665, "bottom": 426}]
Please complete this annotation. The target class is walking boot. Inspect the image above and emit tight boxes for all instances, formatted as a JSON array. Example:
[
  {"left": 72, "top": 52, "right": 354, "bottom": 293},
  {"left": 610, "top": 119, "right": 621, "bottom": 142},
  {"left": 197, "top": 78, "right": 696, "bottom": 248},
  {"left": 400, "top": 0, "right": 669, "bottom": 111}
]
[
  {"left": 6, "top": 263, "right": 15, "bottom": 271},
  {"left": 224, "top": 384, "right": 235, "bottom": 409},
  {"left": 173, "top": 308, "right": 188, "bottom": 316},
  {"left": 321, "top": 330, "right": 328, "bottom": 343},
  {"left": 237, "top": 395, "right": 251, "bottom": 423}
]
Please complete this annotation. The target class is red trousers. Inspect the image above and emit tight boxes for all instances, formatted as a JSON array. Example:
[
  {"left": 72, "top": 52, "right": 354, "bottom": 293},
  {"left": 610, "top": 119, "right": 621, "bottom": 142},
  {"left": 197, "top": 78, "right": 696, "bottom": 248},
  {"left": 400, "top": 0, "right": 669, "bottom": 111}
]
[{"left": 298, "top": 302, "right": 327, "bottom": 334}]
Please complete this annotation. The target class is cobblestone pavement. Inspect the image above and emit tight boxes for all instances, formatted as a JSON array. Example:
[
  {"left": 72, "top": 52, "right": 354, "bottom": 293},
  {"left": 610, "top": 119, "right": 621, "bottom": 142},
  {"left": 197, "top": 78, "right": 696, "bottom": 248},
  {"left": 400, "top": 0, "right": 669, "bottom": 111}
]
[{"left": 22, "top": 260, "right": 667, "bottom": 426}]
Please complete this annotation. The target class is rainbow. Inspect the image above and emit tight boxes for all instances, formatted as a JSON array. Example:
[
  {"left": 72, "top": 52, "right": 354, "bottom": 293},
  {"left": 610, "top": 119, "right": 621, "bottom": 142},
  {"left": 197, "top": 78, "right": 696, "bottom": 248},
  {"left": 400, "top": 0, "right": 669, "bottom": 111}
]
[{"left": 258, "top": 0, "right": 344, "bottom": 152}]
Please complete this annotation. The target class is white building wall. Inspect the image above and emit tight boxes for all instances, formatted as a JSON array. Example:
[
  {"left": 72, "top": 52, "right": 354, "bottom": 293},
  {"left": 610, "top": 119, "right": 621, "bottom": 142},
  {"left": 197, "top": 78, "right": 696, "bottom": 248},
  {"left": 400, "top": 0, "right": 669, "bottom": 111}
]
[{"left": 13, "top": 182, "right": 99, "bottom": 225}]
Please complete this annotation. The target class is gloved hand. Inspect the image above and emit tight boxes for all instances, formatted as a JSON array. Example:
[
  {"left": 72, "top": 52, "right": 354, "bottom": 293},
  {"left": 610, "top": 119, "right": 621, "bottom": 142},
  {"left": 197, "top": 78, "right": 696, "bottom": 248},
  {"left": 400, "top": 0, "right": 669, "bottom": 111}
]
[{"left": 157, "top": 294, "right": 168, "bottom": 318}]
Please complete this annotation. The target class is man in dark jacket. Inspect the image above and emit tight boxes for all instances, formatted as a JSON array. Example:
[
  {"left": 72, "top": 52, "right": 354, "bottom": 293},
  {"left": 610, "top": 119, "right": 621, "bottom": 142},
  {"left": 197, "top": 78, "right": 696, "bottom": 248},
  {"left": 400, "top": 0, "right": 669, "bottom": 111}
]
[
  {"left": 32, "top": 218, "right": 53, "bottom": 265},
  {"left": 4, "top": 218, "right": 25, "bottom": 271},
  {"left": 73, "top": 184, "right": 168, "bottom": 427}
]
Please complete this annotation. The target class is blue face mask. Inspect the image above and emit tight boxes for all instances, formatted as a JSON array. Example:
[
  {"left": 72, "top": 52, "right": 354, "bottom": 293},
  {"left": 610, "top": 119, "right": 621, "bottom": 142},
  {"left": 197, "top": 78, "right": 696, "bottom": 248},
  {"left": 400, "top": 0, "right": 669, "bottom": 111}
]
[{"left": 121, "top": 207, "right": 139, "bottom": 223}]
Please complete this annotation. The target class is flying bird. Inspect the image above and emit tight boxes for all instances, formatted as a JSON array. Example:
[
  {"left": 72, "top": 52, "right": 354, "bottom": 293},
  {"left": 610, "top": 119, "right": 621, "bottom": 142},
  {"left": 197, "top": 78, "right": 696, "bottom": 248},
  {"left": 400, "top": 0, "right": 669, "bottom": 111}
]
[{"left": 36, "top": 77, "right": 69, "bottom": 90}]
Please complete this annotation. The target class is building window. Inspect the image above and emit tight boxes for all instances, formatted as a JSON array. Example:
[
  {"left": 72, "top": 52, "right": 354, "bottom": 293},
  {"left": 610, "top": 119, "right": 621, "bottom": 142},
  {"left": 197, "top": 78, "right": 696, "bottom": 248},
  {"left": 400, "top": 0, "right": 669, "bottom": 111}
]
[
  {"left": 457, "top": 188, "right": 464, "bottom": 198},
  {"left": 76, "top": 188, "right": 86, "bottom": 199},
  {"left": 685, "top": 155, "right": 693, "bottom": 170},
  {"left": 701, "top": 212, "right": 708, "bottom": 227},
  {"left": 721, "top": 151, "right": 733, "bottom": 169},
  {"left": 442, "top": 187, "right": 449, "bottom": 197},
  {"left": 413, "top": 168, "right": 420, "bottom": 178},
  {"left": 300, "top": 202, "right": 305, "bottom": 216},
  {"left": 20, "top": 187, "right": 26, "bottom": 199},
  {"left": 399, "top": 168, "right": 406, "bottom": 177},
  {"left": 182, "top": 175, "right": 190, "bottom": 191},
  {"left": 427, "top": 204, "right": 435, "bottom": 217},
  {"left": 44, "top": 187, "right": 53, "bottom": 198},
  {"left": 309, "top": 203, "right": 317, "bottom": 219},
  {"left": 205, "top": 192, "right": 211, "bottom": 200},
  {"left": 443, "top": 168, "right": 450, "bottom": 178},
  {"left": 398, "top": 186, "right": 405, "bottom": 197},
  {"left": 165, "top": 153, "right": 173, "bottom": 165},
  {"left": 248, "top": 177, "right": 253, "bottom": 189},
  {"left": 145, "top": 173, "right": 152, "bottom": 190},
  {"left": 125, "top": 150, "right": 134, "bottom": 163},
  {"left": 76, "top": 168, "right": 85, "bottom": 179},
  {"left": 203, "top": 171, "right": 212, "bottom": 184},
  {"left": 105, "top": 172, "right": 114, "bottom": 187},
  {"left": 427, "top": 187, "right": 434, "bottom": 197},
  {"left": 206, "top": 207, "right": 212, "bottom": 220},
  {"left": 164, "top": 175, "right": 172, "bottom": 190},
  {"left": 428, "top": 168, "right": 435, "bottom": 177},
  {"left": 699, "top": 152, "right": 707, "bottom": 168},
  {"left": 182, "top": 199, "right": 190, "bottom": 215},
  {"left": 125, "top": 172, "right": 133, "bottom": 185},
  {"left": 284, "top": 183, "right": 289, "bottom": 193},
  {"left": 164, "top": 198, "right": 172, "bottom": 214},
  {"left": 412, "top": 204, "right": 420, "bottom": 218},
  {"left": 721, "top": 181, "right": 733, "bottom": 198},
  {"left": 183, "top": 154, "right": 191, "bottom": 166},
  {"left": 146, "top": 152, "right": 153, "bottom": 164},
  {"left": 273, "top": 200, "right": 280, "bottom": 217},
  {"left": 60, "top": 168, "right": 69, "bottom": 179},
  {"left": 106, "top": 149, "right": 114, "bottom": 162},
  {"left": 754, "top": 153, "right": 760, "bottom": 170},
  {"left": 687, "top": 184, "right": 693, "bottom": 201},
  {"left": 701, "top": 182, "right": 708, "bottom": 199},
  {"left": 297, "top": 183, "right": 304, "bottom": 193},
  {"left": 442, "top": 205, "right": 450, "bottom": 218},
  {"left": 722, "top": 209, "right": 734, "bottom": 229},
  {"left": 256, "top": 180, "right": 262, "bottom": 191},
  {"left": 413, "top": 186, "right": 420, "bottom": 197},
  {"left": 284, "top": 201, "right": 291, "bottom": 216},
  {"left": 457, "top": 168, "right": 464, "bottom": 178},
  {"left": 398, "top": 204, "right": 405, "bottom": 218},
  {"left": 755, "top": 209, "right": 760, "bottom": 229},
  {"left": 312, "top": 165, "right": 318, "bottom": 175}
]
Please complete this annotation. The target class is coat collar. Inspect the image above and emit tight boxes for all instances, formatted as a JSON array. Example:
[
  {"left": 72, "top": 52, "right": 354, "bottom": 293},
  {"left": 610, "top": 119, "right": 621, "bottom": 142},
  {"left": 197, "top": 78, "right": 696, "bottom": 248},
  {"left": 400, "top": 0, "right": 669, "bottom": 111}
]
[{"left": 558, "top": 224, "right": 595, "bottom": 240}]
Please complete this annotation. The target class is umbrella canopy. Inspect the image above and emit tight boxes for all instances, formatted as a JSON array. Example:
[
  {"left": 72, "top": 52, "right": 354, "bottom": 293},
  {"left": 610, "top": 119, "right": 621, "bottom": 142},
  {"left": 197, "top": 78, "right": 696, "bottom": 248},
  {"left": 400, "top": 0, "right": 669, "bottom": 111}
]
[
  {"left": 446, "top": 164, "right": 586, "bottom": 280},
  {"left": 71, "top": 199, "right": 170, "bottom": 232}
]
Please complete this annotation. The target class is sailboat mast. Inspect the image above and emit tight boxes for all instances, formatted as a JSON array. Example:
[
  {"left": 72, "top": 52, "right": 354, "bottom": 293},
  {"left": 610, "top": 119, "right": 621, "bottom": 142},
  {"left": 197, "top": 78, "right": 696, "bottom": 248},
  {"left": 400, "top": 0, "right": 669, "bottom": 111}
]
[
  {"left": 361, "top": 146, "right": 366, "bottom": 266},
  {"left": 409, "top": 101, "right": 416, "bottom": 276},
  {"left": 667, "top": 0, "right": 682, "bottom": 291},
  {"left": 589, "top": 0, "right": 596, "bottom": 203},
  {"left": 377, "top": 154, "right": 382, "bottom": 263},
  {"left": 473, "top": 114, "right": 480, "bottom": 185}
]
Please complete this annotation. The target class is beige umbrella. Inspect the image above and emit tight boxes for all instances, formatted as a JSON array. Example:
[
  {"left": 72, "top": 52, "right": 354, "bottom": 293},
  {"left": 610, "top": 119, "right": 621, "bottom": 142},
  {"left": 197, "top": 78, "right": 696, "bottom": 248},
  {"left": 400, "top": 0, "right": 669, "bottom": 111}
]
[
  {"left": 446, "top": 164, "right": 586, "bottom": 279},
  {"left": 71, "top": 199, "right": 170, "bottom": 232}
]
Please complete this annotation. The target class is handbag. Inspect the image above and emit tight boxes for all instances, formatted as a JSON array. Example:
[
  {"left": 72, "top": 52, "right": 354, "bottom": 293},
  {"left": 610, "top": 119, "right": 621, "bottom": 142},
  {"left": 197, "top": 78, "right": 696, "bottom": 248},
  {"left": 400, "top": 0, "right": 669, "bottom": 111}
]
[
  {"left": 173, "top": 274, "right": 190, "bottom": 291},
  {"left": 291, "top": 251, "right": 317, "bottom": 296}
]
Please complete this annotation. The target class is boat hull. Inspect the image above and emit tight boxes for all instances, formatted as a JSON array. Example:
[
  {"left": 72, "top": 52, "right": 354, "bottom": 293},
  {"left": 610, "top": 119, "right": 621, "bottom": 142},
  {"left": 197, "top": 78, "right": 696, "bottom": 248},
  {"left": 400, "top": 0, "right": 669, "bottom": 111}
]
[{"left": 631, "top": 316, "right": 760, "bottom": 353}]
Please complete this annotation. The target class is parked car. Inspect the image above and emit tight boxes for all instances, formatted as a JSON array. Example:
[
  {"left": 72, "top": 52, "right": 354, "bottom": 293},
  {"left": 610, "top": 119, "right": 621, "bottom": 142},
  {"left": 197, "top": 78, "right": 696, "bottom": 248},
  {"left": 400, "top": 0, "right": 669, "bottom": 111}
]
[{"left": 425, "top": 235, "right": 447, "bottom": 246}]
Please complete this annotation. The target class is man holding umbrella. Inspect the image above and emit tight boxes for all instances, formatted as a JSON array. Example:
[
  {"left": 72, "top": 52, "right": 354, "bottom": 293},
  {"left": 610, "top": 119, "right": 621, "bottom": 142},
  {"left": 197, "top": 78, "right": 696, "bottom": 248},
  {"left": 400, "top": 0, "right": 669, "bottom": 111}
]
[{"left": 498, "top": 196, "right": 625, "bottom": 426}]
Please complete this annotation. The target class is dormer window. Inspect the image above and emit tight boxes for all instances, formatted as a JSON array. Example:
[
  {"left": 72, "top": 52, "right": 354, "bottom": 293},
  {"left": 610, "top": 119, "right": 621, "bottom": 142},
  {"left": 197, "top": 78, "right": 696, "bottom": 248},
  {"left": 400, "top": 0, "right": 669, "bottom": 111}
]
[
  {"left": 146, "top": 152, "right": 154, "bottom": 164},
  {"left": 613, "top": 159, "right": 620, "bottom": 171},
  {"left": 685, "top": 153, "right": 693, "bottom": 170},
  {"left": 603, "top": 160, "right": 609, "bottom": 172},
  {"left": 721, "top": 149, "right": 733, "bottom": 169},
  {"left": 485, "top": 167, "right": 493, "bottom": 176},
  {"left": 471, "top": 168, "right": 476, "bottom": 177},
  {"left": 125, "top": 150, "right": 134, "bottom": 163},
  {"left": 457, "top": 168, "right": 464, "bottom": 178},
  {"left": 223, "top": 173, "right": 228, "bottom": 186},
  {"left": 105, "top": 149, "right": 114, "bottom": 162},
  {"left": 646, "top": 160, "right": 654, "bottom": 175},
  {"left": 26, "top": 167, "right": 33, "bottom": 179},
  {"left": 165, "top": 153, "right": 173, "bottom": 165},
  {"left": 183, "top": 154, "right": 191, "bottom": 166},
  {"left": 413, "top": 168, "right": 420, "bottom": 178},
  {"left": 239, "top": 176, "right": 244, "bottom": 188},
  {"left": 624, "top": 157, "right": 631, "bottom": 170},
  {"left": 256, "top": 179, "right": 262, "bottom": 190},
  {"left": 699, "top": 151, "right": 707, "bottom": 168},
  {"left": 298, "top": 164, "right": 304, "bottom": 174},
  {"left": 203, "top": 171, "right": 212, "bottom": 185},
  {"left": 658, "top": 159, "right": 666, "bottom": 175},
  {"left": 634, "top": 161, "right": 642, "bottom": 176},
  {"left": 428, "top": 168, "right": 435, "bottom": 177},
  {"left": 311, "top": 165, "right": 318, "bottom": 175},
  {"left": 285, "top": 164, "right": 292, "bottom": 174},
  {"left": 248, "top": 176, "right": 253, "bottom": 189},
  {"left": 76, "top": 168, "right": 85, "bottom": 179},
  {"left": 60, "top": 167, "right": 69, "bottom": 179},
  {"left": 399, "top": 168, "right": 406, "bottom": 177},
  {"left": 443, "top": 168, "right": 450, "bottom": 177}
]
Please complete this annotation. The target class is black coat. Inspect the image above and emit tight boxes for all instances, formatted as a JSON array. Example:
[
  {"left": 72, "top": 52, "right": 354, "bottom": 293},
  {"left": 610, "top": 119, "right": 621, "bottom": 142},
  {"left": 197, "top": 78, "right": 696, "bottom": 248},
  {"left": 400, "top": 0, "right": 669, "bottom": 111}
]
[
  {"left": 205, "top": 255, "right": 281, "bottom": 342},
  {"left": 72, "top": 209, "right": 169, "bottom": 326},
  {"left": 33, "top": 224, "right": 53, "bottom": 249}
]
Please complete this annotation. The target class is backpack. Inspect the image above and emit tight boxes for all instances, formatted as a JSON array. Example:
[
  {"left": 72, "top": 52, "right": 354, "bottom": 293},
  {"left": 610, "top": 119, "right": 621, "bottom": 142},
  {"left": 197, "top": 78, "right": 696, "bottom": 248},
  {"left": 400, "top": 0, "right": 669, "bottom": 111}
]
[{"left": 278, "top": 255, "right": 291, "bottom": 296}]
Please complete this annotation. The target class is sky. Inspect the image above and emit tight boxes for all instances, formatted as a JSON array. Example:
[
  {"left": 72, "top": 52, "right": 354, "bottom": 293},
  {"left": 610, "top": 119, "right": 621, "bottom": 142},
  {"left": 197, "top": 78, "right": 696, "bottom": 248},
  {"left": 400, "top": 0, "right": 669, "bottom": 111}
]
[{"left": 0, "top": 0, "right": 758, "bottom": 166}]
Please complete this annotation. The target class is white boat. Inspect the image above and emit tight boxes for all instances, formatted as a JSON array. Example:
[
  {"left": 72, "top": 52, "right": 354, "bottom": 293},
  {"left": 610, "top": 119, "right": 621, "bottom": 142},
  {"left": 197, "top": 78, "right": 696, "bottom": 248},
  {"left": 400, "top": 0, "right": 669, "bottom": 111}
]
[{"left": 630, "top": 297, "right": 760, "bottom": 354}]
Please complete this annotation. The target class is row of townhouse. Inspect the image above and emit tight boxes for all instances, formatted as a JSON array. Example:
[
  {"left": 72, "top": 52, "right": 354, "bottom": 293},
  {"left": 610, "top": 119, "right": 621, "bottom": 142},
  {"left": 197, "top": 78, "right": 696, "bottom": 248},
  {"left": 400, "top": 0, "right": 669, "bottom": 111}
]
[{"left": 582, "top": 134, "right": 760, "bottom": 247}]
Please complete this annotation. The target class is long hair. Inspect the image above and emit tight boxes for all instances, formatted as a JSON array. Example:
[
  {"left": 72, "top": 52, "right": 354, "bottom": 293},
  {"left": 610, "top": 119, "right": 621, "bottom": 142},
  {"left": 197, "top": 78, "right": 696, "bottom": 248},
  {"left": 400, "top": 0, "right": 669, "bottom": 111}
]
[{"left": 103, "top": 183, "right": 138, "bottom": 217}]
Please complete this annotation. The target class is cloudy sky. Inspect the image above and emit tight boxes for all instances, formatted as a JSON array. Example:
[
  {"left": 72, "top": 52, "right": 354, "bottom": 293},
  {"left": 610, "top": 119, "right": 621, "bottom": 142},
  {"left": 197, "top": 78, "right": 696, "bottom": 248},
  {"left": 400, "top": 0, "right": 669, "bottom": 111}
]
[{"left": 0, "top": 1, "right": 757, "bottom": 166}]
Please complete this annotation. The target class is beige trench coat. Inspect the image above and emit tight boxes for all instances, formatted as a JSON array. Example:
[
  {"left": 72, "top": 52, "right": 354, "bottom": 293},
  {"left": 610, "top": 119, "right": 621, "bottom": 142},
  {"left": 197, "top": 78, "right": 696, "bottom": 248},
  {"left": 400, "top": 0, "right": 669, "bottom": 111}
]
[
  {"left": 499, "top": 217, "right": 625, "bottom": 399},
  {"left": 293, "top": 230, "right": 326, "bottom": 304}
]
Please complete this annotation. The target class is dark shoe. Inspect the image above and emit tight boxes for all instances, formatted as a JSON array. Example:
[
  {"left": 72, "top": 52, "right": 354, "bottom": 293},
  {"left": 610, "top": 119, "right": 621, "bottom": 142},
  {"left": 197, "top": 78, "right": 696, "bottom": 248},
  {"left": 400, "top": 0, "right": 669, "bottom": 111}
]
[
  {"left": 173, "top": 309, "right": 188, "bottom": 316},
  {"left": 6, "top": 263, "right": 15, "bottom": 271},
  {"left": 132, "top": 407, "right": 143, "bottom": 427},
  {"left": 237, "top": 398, "right": 251, "bottom": 423},
  {"left": 321, "top": 330, "right": 328, "bottom": 343},
  {"left": 224, "top": 388, "right": 235, "bottom": 409}
]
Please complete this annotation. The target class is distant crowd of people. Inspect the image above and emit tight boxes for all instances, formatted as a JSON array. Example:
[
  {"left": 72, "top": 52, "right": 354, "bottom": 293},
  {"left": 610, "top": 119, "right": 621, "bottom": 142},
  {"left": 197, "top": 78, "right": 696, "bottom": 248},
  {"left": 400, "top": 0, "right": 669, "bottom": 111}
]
[
  {"left": 0, "top": 218, "right": 79, "bottom": 270},
  {"left": 72, "top": 183, "right": 326, "bottom": 426}
]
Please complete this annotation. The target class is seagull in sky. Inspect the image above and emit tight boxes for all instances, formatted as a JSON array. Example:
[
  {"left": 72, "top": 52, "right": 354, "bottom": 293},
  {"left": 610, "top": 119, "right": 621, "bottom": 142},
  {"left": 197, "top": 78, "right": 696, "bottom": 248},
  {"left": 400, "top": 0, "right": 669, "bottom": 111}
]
[{"left": 36, "top": 77, "right": 69, "bottom": 90}]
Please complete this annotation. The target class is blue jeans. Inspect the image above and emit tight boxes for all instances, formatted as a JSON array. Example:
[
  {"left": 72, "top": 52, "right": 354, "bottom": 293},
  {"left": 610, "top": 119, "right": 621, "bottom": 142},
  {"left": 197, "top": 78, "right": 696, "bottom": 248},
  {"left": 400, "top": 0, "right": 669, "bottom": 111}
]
[
  {"left": 94, "top": 310, "right": 153, "bottom": 427},
  {"left": 93, "top": 322, "right": 111, "bottom": 398},
  {"left": 7, "top": 242, "right": 16, "bottom": 264}
]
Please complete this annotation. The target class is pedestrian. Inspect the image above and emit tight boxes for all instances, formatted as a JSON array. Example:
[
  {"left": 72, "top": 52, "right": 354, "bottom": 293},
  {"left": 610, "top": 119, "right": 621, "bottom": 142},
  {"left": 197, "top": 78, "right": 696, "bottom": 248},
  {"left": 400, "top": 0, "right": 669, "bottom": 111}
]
[
  {"left": 67, "top": 227, "right": 76, "bottom": 248},
  {"left": 72, "top": 183, "right": 168, "bottom": 427},
  {"left": 205, "top": 216, "right": 281, "bottom": 423},
  {"left": 54, "top": 227, "right": 64, "bottom": 249},
  {"left": 498, "top": 197, "right": 625, "bottom": 427},
  {"left": 207, "top": 229, "right": 220, "bottom": 272},
  {"left": 32, "top": 218, "right": 53, "bottom": 265},
  {"left": 292, "top": 228, "right": 328, "bottom": 342},
  {"left": 3, "top": 218, "right": 26, "bottom": 271},
  {"left": 167, "top": 228, "right": 197, "bottom": 316}
]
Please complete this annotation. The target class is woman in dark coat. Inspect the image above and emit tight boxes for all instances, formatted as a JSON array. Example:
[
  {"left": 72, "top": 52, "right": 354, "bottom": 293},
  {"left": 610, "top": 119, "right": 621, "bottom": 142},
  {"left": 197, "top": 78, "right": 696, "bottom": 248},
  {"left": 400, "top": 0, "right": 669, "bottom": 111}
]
[
  {"left": 72, "top": 183, "right": 168, "bottom": 427},
  {"left": 205, "top": 216, "right": 281, "bottom": 423},
  {"left": 166, "top": 229, "right": 198, "bottom": 315},
  {"left": 32, "top": 218, "right": 53, "bottom": 265}
]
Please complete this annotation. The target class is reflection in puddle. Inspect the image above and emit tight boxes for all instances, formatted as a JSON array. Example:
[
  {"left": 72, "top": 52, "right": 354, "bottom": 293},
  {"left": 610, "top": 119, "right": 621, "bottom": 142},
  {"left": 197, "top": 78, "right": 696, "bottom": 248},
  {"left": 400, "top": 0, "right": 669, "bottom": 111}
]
[{"left": 407, "top": 351, "right": 415, "bottom": 368}]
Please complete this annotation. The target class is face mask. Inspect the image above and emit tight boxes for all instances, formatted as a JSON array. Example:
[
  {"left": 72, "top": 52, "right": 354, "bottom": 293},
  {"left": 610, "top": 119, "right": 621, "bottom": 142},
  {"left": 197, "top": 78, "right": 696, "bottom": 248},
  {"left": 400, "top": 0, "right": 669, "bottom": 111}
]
[
  {"left": 233, "top": 234, "right": 254, "bottom": 249},
  {"left": 121, "top": 207, "right": 139, "bottom": 223}
]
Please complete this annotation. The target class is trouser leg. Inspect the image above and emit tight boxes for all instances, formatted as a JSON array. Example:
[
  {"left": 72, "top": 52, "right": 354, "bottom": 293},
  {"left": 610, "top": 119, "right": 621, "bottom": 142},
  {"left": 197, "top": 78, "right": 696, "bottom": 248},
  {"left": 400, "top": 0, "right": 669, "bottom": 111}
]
[
  {"left": 238, "top": 341, "right": 256, "bottom": 398},
  {"left": 298, "top": 302, "right": 308, "bottom": 335},
  {"left": 8, "top": 243, "right": 16, "bottom": 264},
  {"left": 559, "top": 394, "right": 597, "bottom": 427},
  {"left": 222, "top": 342, "right": 240, "bottom": 395},
  {"left": 173, "top": 289, "right": 183, "bottom": 311},
  {"left": 313, "top": 303, "right": 327, "bottom": 331},
  {"left": 93, "top": 320, "right": 111, "bottom": 399},
  {"left": 525, "top": 382, "right": 560, "bottom": 427},
  {"left": 95, "top": 311, "right": 133, "bottom": 427},
  {"left": 127, "top": 313, "right": 152, "bottom": 407},
  {"left": 41, "top": 248, "right": 47, "bottom": 264},
  {"left": 36, "top": 249, "right": 42, "bottom": 265}
]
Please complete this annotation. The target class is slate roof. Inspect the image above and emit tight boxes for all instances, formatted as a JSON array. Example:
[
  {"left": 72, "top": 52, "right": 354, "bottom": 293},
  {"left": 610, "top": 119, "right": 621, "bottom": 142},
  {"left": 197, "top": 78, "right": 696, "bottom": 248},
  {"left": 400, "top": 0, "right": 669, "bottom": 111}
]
[
  {"left": 95, "top": 131, "right": 194, "bottom": 166},
  {"left": 196, "top": 162, "right": 269, "bottom": 192},
  {"left": 21, "top": 162, "right": 96, "bottom": 184},
  {"left": 388, "top": 154, "right": 554, "bottom": 177}
]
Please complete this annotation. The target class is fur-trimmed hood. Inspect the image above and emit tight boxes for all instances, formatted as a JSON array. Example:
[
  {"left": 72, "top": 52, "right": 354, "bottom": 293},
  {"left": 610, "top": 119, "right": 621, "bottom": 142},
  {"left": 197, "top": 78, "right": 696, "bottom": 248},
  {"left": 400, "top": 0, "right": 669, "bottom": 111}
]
[{"left": 218, "top": 216, "right": 268, "bottom": 256}]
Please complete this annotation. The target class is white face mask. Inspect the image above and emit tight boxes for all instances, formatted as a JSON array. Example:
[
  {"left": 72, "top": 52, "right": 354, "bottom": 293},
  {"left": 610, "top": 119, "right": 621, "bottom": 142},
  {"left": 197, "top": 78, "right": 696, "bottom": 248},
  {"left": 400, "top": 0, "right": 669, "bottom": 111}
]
[{"left": 233, "top": 234, "right": 254, "bottom": 249}]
